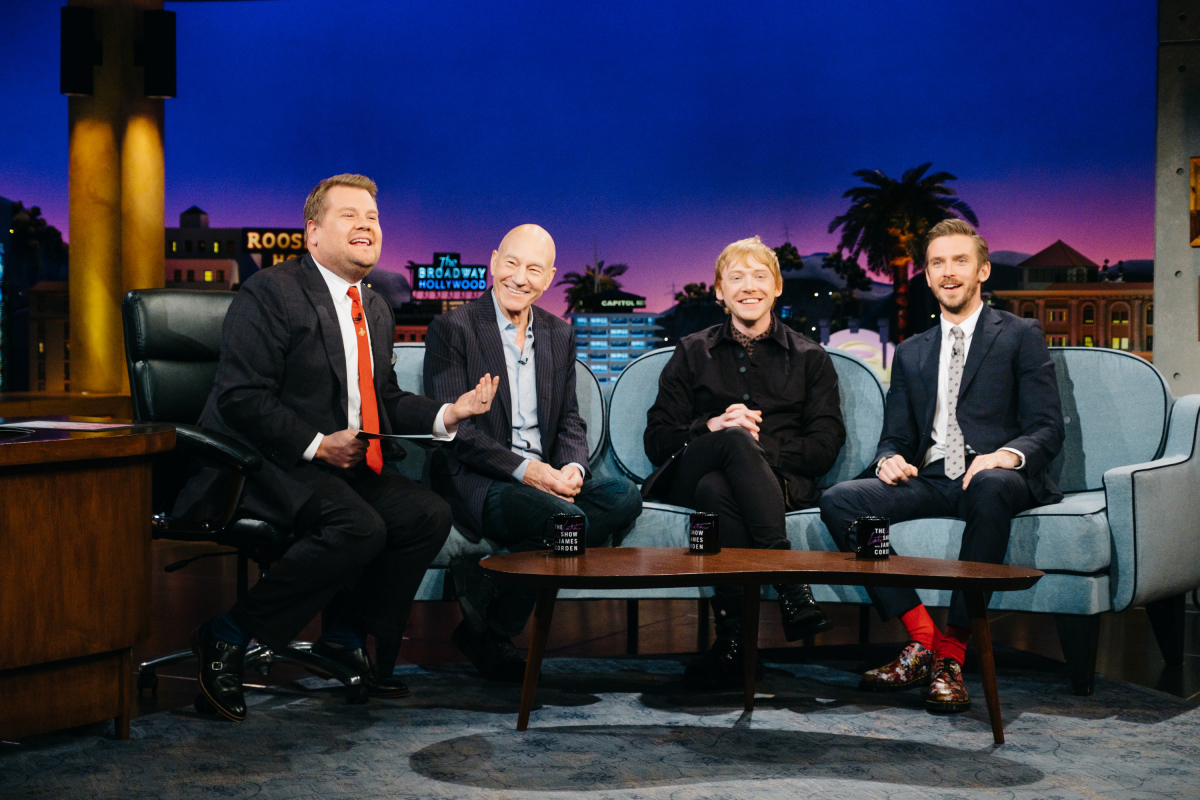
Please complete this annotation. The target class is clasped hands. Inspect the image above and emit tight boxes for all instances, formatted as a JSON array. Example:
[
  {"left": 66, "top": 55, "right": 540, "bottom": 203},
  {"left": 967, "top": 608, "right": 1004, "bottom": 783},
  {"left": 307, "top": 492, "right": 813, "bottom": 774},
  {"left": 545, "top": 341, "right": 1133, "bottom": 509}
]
[
  {"left": 523, "top": 461, "right": 583, "bottom": 502},
  {"left": 706, "top": 403, "right": 761, "bottom": 439},
  {"left": 316, "top": 374, "right": 500, "bottom": 469},
  {"left": 877, "top": 449, "right": 1021, "bottom": 489}
]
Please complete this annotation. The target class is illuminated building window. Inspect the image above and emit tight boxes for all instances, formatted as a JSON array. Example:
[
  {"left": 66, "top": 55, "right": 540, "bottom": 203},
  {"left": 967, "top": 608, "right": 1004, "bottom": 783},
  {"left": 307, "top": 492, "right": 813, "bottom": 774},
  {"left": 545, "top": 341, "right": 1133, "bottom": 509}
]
[
  {"left": 1084, "top": 335, "right": 1094, "bottom": 347},
  {"left": 203, "top": 270, "right": 213, "bottom": 282},
  {"left": 213, "top": 241, "right": 219, "bottom": 254},
  {"left": 171, "top": 241, "right": 177, "bottom": 253},
  {"left": 1082, "top": 305, "right": 1094, "bottom": 324},
  {"left": 173, "top": 270, "right": 182, "bottom": 282},
  {"left": 1113, "top": 337, "right": 1129, "bottom": 350},
  {"left": 1111, "top": 308, "right": 1129, "bottom": 324},
  {"left": 1048, "top": 336, "right": 1067, "bottom": 347},
  {"left": 186, "top": 270, "right": 195, "bottom": 282}
]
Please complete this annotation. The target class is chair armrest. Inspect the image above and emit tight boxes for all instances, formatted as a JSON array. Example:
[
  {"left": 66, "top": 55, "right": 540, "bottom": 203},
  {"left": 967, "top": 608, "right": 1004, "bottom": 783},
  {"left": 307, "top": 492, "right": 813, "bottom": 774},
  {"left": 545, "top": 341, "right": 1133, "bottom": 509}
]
[
  {"left": 1104, "top": 393, "right": 1200, "bottom": 612},
  {"left": 173, "top": 423, "right": 262, "bottom": 474}
]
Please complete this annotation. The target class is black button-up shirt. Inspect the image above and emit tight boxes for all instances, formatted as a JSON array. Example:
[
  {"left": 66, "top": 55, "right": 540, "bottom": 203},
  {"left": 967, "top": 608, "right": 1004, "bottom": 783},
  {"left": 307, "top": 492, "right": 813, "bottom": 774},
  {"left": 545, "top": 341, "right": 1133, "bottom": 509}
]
[{"left": 644, "top": 316, "right": 846, "bottom": 509}]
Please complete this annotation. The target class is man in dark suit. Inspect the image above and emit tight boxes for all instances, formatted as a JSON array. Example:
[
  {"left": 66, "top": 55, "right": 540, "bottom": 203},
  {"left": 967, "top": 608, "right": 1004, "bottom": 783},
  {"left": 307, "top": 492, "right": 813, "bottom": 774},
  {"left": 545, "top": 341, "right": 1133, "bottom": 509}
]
[
  {"left": 181, "top": 174, "right": 499, "bottom": 721},
  {"left": 819, "top": 218, "right": 1064, "bottom": 714},
  {"left": 424, "top": 224, "right": 642, "bottom": 681}
]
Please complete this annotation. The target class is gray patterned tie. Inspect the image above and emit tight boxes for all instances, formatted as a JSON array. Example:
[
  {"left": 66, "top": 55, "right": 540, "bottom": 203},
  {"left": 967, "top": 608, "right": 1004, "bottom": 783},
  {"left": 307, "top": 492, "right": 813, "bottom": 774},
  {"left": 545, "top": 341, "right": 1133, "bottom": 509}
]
[{"left": 944, "top": 326, "right": 967, "bottom": 480}]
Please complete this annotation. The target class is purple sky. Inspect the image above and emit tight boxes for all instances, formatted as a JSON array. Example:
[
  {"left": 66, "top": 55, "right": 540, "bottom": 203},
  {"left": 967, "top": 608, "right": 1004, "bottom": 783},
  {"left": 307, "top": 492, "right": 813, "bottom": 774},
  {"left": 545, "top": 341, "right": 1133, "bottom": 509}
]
[{"left": 0, "top": 0, "right": 1156, "bottom": 314}]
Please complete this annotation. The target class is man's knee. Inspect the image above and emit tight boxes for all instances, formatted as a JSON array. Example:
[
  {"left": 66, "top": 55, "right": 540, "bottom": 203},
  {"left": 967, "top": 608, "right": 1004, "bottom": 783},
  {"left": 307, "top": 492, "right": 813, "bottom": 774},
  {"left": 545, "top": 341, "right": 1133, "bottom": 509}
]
[
  {"left": 693, "top": 472, "right": 734, "bottom": 512},
  {"left": 964, "top": 468, "right": 1027, "bottom": 511},
  {"left": 334, "top": 504, "right": 388, "bottom": 561}
]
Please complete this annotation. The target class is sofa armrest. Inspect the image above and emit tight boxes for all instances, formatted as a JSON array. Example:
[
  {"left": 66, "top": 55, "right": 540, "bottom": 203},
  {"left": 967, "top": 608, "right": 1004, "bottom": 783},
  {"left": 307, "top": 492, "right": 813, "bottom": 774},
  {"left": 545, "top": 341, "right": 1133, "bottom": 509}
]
[{"left": 1104, "top": 393, "right": 1200, "bottom": 612}]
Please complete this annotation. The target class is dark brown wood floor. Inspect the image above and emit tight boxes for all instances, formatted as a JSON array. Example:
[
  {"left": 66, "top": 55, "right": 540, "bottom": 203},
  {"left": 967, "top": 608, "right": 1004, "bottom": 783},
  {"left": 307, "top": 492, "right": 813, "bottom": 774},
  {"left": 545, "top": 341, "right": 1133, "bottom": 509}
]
[{"left": 129, "top": 539, "right": 1200, "bottom": 721}]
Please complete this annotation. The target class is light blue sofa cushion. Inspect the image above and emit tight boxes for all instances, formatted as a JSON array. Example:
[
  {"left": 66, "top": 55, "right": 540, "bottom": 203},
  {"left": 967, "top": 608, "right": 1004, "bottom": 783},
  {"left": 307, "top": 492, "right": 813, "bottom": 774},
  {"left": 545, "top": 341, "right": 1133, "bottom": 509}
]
[
  {"left": 608, "top": 346, "right": 885, "bottom": 486},
  {"left": 1049, "top": 348, "right": 1170, "bottom": 493}
]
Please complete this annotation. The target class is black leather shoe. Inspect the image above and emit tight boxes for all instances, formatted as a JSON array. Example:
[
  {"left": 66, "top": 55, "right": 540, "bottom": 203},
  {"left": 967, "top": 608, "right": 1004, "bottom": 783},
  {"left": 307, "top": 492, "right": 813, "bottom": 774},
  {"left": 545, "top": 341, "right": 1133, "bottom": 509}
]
[
  {"left": 312, "top": 641, "right": 410, "bottom": 698},
  {"left": 451, "top": 621, "right": 527, "bottom": 683},
  {"left": 190, "top": 621, "right": 247, "bottom": 722},
  {"left": 776, "top": 583, "right": 834, "bottom": 642},
  {"left": 682, "top": 635, "right": 763, "bottom": 691}
]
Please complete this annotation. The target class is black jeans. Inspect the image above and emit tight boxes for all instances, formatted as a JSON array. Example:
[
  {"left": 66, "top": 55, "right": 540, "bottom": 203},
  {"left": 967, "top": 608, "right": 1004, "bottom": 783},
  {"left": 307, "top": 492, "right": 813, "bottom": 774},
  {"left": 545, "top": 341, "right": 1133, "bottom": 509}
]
[
  {"left": 229, "top": 464, "right": 452, "bottom": 653},
  {"left": 668, "top": 426, "right": 790, "bottom": 550},
  {"left": 818, "top": 458, "right": 1034, "bottom": 630},
  {"left": 475, "top": 474, "right": 643, "bottom": 637}
]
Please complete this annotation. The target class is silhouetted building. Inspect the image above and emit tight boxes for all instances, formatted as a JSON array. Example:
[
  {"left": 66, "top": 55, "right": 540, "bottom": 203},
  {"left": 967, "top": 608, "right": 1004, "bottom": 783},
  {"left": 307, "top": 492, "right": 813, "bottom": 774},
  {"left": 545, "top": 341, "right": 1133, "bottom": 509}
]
[
  {"left": 1018, "top": 240, "right": 1100, "bottom": 288},
  {"left": 164, "top": 206, "right": 307, "bottom": 290},
  {"left": 992, "top": 283, "right": 1154, "bottom": 357}
]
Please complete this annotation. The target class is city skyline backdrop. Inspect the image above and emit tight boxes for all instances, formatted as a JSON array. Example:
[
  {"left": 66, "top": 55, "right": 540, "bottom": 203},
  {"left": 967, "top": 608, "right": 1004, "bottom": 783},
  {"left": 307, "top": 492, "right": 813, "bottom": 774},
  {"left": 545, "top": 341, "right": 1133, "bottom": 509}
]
[{"left": 1, "top": 0, "right": 1156, "bottom": 315}]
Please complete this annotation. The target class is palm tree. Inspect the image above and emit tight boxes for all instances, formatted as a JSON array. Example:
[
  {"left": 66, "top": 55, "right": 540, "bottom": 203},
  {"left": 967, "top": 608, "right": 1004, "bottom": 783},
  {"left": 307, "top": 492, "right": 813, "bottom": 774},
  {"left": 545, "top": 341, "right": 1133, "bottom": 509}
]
[
  {"left": 828, "top": 162, "right": 977, "bottom": 339},
  {"left": 557, "top": 260, "right": 628, "bottom": 313}
]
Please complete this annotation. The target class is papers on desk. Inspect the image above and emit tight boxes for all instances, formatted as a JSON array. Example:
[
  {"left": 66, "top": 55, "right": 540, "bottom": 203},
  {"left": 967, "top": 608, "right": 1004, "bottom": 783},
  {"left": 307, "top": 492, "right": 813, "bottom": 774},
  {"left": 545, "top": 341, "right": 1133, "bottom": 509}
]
[
  {"left": 354, "top": 431, "right": 434, "bottom": 440},
  {"left": 0, "top": 420, "right": 132, "bottom": 431}
]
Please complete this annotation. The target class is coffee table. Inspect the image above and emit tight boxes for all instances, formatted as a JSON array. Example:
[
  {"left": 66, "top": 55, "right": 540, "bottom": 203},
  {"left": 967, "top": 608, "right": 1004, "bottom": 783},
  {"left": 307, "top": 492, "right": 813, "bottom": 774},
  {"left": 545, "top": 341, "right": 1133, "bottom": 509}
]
[{"left": 482, "top": 547, "right": 1043, "bottom": 744}]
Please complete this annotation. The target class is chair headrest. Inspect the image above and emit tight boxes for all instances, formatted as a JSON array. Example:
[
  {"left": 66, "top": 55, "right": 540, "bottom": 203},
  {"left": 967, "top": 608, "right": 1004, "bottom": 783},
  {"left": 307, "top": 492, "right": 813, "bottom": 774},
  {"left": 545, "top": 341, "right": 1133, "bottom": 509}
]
[{"left": 123, "top": 289, "right": 234, "bottom": 363}]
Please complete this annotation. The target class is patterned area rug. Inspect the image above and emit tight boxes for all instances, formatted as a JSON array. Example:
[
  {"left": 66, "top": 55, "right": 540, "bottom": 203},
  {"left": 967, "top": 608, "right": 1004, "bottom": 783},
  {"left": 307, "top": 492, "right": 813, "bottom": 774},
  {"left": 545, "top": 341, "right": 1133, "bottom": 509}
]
[{"left": 2, "top": 653, "right": 1198, "bottom": 799}]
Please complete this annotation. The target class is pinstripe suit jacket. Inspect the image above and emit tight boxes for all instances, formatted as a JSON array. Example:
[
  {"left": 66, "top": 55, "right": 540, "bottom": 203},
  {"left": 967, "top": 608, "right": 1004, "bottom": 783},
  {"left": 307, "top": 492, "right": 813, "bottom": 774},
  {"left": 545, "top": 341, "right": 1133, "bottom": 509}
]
[
  {"left": 423, "top": 291, "right": 589, "bottom": 541},
  {"left": 175, "top": 254, "right": 442, "bottom": 528}
]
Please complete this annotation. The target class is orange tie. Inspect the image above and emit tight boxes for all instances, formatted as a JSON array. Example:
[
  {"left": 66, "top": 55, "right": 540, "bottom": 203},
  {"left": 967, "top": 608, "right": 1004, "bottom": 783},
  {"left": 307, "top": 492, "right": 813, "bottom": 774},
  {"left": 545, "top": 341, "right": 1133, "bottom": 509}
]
[{"left": 347, "top": 286, "right": 383, "bottom": 474}]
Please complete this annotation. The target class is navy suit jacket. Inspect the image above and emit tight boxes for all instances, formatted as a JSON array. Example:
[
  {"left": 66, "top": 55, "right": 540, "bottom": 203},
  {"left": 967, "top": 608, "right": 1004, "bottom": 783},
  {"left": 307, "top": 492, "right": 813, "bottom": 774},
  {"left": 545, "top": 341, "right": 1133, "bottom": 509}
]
[
  {"left": 175, "top": 254, "right": 442, "bottom": 528},
  {"left": 423, "top": 291, "right": 590, "bottom": 540},
  {"left": 875, "top": 303, "right": 1065, "bottom": 505}
]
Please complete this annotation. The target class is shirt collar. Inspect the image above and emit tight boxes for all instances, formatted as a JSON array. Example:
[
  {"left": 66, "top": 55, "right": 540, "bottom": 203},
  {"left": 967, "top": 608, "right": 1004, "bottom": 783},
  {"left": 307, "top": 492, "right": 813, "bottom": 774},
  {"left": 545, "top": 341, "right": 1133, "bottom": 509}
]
[
  {"left": 311, "top": 256, "right": 362, "bottom": 298},
  {"left": 714, "top": 315, "right": 786, "bottom": 348},
  {"left": 491, "top": 289, "right": 533, "bottom": 334},
  {"left": 940, "top": 302, "right": 984, "bottom": 341}
]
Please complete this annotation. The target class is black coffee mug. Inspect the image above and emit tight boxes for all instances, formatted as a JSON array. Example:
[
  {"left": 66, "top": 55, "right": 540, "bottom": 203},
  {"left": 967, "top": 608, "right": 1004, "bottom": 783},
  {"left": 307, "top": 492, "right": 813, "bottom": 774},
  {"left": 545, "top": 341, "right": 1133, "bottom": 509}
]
[
  {"left": 546, "top": 513, "right": 586, "bottom": 556},
  {"left": 688, "top": 512, "right": 721, "bottom": 554},
  {"left": 849, "top": 516, "right": 890, "bottom": 559}
]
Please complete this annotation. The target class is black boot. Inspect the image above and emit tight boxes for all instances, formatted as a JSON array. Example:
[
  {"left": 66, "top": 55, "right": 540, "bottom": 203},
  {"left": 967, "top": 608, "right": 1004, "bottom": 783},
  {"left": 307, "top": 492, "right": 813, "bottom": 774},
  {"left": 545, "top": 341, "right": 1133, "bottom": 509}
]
[
  {"left": 775, "top": 583, "right": 834, "bottom": 642},
  {"left": 312, "top": 639, "right": 410, "bottom": 698},
  {"left": 190, "top": 620, "right": 247, "bottom": 722},
  {"left": 683, "top": 587, "right": 762, "bottom": 691}
]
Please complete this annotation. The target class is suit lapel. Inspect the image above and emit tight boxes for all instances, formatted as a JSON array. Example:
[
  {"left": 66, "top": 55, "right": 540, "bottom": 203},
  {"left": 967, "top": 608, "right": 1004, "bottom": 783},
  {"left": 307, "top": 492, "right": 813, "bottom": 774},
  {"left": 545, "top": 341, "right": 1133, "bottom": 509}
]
[
  {"left": 916, "top": 325, "right": 941, "bottom": 434},
  {"left": 532, "top": 307, "right": 555, "bottom": 434},
  {"left": 473, "top": 293, "right": 511, "bottom": 422},
  {"left": 958, "top": 304, "right": 1001, "bottom": 399},
  {"left": 299, "top": 255, "right": 349, "bottom": 417}
]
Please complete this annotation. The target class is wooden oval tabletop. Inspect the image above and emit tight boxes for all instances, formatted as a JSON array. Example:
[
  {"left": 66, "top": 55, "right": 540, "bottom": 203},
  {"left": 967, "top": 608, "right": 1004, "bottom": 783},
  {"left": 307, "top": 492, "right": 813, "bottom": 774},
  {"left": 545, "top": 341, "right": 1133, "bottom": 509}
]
[
  {"left": 482, "top": 547, "right": 1043, "bottom": 592},
  {"left": 0, "top": 417, "right": 176, "bottom": 467}
]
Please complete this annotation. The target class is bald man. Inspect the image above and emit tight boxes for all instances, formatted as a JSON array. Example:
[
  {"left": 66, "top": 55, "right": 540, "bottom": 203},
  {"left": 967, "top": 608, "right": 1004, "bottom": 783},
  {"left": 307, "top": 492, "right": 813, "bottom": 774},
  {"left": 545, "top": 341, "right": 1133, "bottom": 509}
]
[{"left": 425, "top": 225, "right": 642, "bottom": 681}]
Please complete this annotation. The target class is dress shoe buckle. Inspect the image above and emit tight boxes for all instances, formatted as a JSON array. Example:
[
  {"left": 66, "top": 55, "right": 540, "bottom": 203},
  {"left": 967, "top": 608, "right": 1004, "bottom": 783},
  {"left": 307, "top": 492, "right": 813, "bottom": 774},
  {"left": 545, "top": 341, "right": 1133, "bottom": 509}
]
[{"left": 211, "top": 661, "right": 224, "bottom": 671}]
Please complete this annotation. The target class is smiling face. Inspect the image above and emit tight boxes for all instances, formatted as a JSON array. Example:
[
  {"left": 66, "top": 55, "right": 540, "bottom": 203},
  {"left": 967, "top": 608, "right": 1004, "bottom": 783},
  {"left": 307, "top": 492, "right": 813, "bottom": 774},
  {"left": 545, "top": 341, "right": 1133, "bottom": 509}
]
[
  {"left": 924, "top": 233, "right": 991, "bottom": 321},
  {"left": 716, "top": 256, "right": 783, "bottom": 335},
  {"left": 306, "top": 185, "right": 381, "bottom": 283},
  {"left": 489, "top": 224, "right": 556, "bottom": 323}
]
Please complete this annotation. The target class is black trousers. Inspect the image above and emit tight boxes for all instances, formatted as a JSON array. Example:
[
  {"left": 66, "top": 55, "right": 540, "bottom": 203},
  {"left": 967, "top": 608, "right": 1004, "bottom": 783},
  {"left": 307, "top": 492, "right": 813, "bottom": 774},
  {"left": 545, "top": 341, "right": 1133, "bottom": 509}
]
[
  {"left": 229, "top": 463, "right": 452, "bottom": 653},
  {"left": 818, "top": 458, "right": 1034, "bottom": 630},
  {"left": 668, "top": 427, "right": 790, "bottom": 551}
]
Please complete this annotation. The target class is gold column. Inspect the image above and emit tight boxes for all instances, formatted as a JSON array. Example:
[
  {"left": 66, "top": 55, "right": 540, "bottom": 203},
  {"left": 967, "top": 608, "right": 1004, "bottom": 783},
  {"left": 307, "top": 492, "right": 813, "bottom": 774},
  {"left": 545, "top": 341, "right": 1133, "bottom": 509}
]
[{"left": 67, "top": 0, "right": 165, "bottom": 395}]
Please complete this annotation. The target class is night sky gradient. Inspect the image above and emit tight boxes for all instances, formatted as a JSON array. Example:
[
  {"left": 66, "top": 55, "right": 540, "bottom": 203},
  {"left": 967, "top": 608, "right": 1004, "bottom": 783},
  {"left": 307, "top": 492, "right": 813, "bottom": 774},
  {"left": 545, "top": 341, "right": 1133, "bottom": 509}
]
[{"left": 0, "top": 0, "right": 1156, "bottom": 314}]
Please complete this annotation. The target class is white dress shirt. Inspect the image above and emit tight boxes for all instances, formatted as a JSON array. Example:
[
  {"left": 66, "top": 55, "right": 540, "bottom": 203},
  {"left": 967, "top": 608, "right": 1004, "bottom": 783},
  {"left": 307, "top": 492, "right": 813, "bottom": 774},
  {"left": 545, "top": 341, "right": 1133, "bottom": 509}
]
[
  {"left": 302, "top": 259, "right": 453, "bottom": 461},
  {"left": 923, "top": 303, "right": 1024, "bottom": 469}
]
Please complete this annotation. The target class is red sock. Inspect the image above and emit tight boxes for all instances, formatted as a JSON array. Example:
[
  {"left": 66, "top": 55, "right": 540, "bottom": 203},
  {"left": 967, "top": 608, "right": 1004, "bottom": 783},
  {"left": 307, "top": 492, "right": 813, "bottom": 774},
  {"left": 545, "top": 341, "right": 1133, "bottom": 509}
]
[
  {"left": 900, "top": 605, "right": 940, "bottom": 651},
  {"left": 937, "top": 625, "right": 971, "bottom": 665}
]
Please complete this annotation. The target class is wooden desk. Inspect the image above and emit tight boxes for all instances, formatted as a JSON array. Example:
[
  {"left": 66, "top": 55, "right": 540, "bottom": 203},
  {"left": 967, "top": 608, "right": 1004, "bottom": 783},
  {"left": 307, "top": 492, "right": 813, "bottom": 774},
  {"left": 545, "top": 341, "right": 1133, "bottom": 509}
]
[
  {"left": 483, "top": 548, "right": 1043, "bottom": 744},
  {"left": 0, "top": 419, "right": 175, "bottom": 741}
]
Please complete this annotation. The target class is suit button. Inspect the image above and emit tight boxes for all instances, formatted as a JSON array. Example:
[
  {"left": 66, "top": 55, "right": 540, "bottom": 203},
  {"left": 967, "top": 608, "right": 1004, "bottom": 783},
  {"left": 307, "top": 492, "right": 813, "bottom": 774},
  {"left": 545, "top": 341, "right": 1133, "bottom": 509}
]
[
  {"left": 742, "top": 393, "right": 750, "bottom": 401},
  {"left": 737, "top": 352, "right": 745, "bottom": 360},
  {"left": 739, "top": 366, "right": 746, "bottom": 374}
]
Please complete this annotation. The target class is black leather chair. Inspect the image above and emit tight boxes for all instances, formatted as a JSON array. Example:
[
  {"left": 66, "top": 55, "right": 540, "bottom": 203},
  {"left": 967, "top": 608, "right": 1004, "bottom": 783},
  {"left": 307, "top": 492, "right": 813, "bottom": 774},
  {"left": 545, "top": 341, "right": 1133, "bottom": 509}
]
[{"left": 122, "top": 288, "right": 368, "bottom": 707}]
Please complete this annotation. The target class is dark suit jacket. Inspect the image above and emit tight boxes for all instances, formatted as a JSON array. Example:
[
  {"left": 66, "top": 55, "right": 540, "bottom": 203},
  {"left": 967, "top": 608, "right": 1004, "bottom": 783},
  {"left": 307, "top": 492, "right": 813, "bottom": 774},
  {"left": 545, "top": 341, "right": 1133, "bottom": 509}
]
[
  {"left": 175, "top": 254, "right": 442, "bottom": 528},
  {"left": 423, "top": 291, "right": 589, "bottom": 541},
  {"left": 876, "top": 303, "right": 1065, "bottom": 505}
]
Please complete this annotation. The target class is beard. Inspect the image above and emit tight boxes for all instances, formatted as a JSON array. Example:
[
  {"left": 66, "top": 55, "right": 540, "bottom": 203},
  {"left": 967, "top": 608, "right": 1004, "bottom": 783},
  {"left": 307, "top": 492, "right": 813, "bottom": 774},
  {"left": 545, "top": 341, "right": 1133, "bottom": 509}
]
[{"left": 935, "top": 283, "right": 979, "bottom": 316}]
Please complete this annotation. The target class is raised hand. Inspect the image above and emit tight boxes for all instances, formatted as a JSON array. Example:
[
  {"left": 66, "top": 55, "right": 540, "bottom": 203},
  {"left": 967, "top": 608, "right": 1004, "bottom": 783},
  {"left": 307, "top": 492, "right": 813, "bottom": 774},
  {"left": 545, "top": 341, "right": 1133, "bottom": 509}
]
[{"left": 443, "top": 374, "right": 501, "bottom": 429}]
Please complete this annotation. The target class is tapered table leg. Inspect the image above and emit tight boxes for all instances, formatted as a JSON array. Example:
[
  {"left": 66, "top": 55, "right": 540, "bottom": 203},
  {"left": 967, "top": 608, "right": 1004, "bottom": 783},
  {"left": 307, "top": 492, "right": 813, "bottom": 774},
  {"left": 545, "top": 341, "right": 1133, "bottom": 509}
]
[
  {"left": 516, "top": 587, "right": 558, "bottom": 731},
  {"left": 965, "top": 590, "right": 1004, "bottom": 744},
  {"left": 742, "top": 584, "right": 760, "bottom": 714}
]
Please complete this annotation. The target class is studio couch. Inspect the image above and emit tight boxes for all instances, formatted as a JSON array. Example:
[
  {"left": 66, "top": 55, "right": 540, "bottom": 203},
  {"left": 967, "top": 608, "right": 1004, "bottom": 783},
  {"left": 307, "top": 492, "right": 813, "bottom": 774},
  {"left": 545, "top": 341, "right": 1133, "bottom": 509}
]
[{"left": 396, "top": 341, "right": 1200, "bottom": 695}]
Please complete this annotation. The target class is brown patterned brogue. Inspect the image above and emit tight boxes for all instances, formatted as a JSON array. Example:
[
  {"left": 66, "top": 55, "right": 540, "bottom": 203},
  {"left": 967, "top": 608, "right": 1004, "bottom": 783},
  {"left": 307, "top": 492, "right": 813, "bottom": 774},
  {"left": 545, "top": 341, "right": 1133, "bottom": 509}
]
[
  {"left": 859, "top": 641, "right": 934, "bottom": 691},
  {"left": 925, "top": 656, "right": 972, "bottom": 713}
]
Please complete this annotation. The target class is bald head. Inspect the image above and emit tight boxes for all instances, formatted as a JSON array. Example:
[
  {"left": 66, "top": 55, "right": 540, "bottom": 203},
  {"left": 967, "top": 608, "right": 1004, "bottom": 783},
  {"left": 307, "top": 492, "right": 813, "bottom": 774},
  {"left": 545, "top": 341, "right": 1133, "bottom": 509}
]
[{"left": 490, "top": 224, "right": 557, "bottom": 323}]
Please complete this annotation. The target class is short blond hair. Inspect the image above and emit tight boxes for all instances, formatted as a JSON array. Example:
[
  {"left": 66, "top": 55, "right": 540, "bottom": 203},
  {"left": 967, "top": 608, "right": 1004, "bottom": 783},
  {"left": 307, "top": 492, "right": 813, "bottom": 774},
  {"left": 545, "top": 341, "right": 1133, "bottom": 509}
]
[
  {"left": 303, "top": 174, "right": 378, "bottom": 232},
  {"left": 921, "top": 218, "right": 989, "bottom": 268},
  {"left": 714, "top": 236, "right": 783, "bottom": 290}
]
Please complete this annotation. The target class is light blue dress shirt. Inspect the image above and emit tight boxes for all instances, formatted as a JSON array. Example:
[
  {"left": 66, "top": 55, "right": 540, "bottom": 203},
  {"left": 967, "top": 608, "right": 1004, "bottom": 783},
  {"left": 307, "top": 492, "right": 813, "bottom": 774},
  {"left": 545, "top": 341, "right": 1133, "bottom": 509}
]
[{"left": 491, "top": 293, "right": 584, "bottom": 483}]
